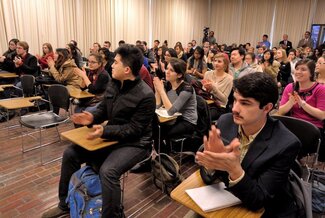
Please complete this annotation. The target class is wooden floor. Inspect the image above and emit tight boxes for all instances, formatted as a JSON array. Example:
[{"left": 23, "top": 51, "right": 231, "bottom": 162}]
[{"left": 0, "top": 113, "right": 199, "bottom": 218}]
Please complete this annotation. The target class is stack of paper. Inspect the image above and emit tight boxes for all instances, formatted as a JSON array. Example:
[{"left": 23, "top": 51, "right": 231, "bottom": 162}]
[
  {"left": 186, "top": 182, "right": 241, "bottom": 212},
  {"left": 155, "top": 108, "right": 182, "bottom": 118}
]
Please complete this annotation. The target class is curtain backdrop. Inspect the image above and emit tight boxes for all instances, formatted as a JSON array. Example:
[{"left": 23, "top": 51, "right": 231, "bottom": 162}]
[{"left": 0, "top": 0, "right": 324, "bottom": 56}]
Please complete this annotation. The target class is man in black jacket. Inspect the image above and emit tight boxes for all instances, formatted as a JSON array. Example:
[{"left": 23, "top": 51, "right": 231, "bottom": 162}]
[
  {"left": 42, "top": 45, "right": 156, "bottom": 218},
  {"left": 13, "top": 41, "right": 38, "bottom": 76},
  {"left": 196, "top": 73, "right": 301, "bottom": 217}
]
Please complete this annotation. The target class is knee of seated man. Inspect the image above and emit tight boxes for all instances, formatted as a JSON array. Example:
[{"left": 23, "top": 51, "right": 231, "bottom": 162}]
[
  {"left": 62, "top": 145, "right": 80, "bottom": 161},
  {"left": 99, "top": 163, "right": 121, "bottom": 181}
]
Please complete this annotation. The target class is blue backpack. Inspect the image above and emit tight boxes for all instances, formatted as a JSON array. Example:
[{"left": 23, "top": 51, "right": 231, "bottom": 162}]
[{"left": 66, "top": 166, "right": 102, "bottom": 217}]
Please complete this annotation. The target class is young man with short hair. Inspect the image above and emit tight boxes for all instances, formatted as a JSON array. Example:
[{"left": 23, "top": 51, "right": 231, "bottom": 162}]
[
  {"left": 228, "top": 47, "right": 254, "bottom": 79},
  {"left": 197, "top": 72, "right": 301, "bottom": 217},
  {"left": 13, "top": 41, "right": 38, "bottom": 76},
  {"left": 42, "top": 45, "right": 156, "bottom": 218}
]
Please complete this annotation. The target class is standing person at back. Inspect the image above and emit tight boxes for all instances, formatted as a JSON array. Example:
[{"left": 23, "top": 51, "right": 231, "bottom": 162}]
[
  {"left": 197, "top": 72, "right": 301, "bottom": 217},
  {"left": 41, "top": 45, "right": 155, "bottom": 218},
  {"left": 279, "top": 34, "right": 292, "bottom": 55},
  {"left": 229, "top": 47, "right": 254, "bottom": 79},
  {"left": 298, "top": 31, "right": 314, "bottom": 48}
]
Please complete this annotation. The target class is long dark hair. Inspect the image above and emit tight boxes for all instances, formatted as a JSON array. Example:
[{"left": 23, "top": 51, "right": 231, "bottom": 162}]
[
  {"left": 189, "top": 46, "right": 205, "bottom": 71},
  {"left": 55, "top": 48, "right": 70, "bottom": 69},
  {"left": 66, "top": 43, "right": 82, "bottom": 67},
  {"left": 262, "top": 49, "right": 274, "bottom": 65}
]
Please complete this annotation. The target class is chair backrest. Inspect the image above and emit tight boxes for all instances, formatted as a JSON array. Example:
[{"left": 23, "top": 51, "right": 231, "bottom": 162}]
[
  {"left": 196, "top": 95, "right": 211, "bottom": 138},
  {"left": 48, "top": 85, "right": 70, "bottom": 113},
  {"left": 272, "top": 115, "right": 321, "bottom": 159},
  {"left": 21, "top": 75, "right": 35, "bottom": 97}
]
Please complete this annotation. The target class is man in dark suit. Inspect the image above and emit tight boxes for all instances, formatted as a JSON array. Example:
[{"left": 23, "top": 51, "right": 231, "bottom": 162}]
[
  {"left": 196, "top": 72, "right": 301, "bottom": 217},
  {"left": 279, "top": 34, "right": 293, "bottom": 55}
]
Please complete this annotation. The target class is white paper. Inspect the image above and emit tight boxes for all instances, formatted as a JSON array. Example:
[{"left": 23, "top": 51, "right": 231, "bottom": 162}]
[
  {"left": 186, "top": 183, "right": 241, "bottom": 212},
  {"left": 155, "top": 108, "right": 181, "bottom": 118}
]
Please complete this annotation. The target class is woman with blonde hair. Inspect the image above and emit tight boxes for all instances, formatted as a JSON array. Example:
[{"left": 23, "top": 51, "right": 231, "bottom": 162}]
[
  {"left": 202, "top": 53, "right": 233, "bottom": 120},
  {"left": 276, "top": 48, "right": 292, "bottom": 88}
]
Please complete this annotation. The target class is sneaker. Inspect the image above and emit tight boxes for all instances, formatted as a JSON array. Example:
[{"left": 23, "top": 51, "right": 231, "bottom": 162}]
[{"left": 41, "top": 207, "right": 69, "bottom": 218}]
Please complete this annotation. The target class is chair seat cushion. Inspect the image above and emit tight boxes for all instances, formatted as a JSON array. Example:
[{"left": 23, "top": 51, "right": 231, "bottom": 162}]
[{"left": 20, "top": 111, "right": 69, "bottom": 129}]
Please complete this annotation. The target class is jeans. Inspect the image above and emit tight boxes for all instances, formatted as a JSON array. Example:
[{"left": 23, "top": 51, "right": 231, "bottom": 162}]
[{"left": 58, "top": 143, "right": 150, "bottom": 217}]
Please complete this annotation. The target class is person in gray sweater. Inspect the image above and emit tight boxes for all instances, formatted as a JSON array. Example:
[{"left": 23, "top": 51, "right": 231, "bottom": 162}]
[{"left": 153, "top": 57, "right": 198, "bottom": 153}]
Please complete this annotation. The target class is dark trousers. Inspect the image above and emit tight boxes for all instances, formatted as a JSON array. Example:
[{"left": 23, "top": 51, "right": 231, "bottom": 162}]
[
  {"left": 318, "top": 128, "right": 325, "bottom": 162},
  {"left": 153, "top": 117, "right": 196, "bottom": 153},
  {"left": 58, "top": 143, "right": 150, "bottom": 218}
]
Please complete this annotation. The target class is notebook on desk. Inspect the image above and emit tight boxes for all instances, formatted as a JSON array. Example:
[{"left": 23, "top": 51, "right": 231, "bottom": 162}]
[
  {"left": 155, "top": 108, "right": 182, "bottom": 118},
  {"left": 185, "top": 182, "right": 241, "bottom": 212}
]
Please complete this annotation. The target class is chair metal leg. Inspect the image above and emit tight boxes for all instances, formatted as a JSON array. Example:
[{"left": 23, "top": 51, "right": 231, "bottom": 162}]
[
  {"left": 157, "top": 124, "right": 165, "bottom": 193},
  {"left": 41, "top": 126, "right": 63, "bottom": 165}
]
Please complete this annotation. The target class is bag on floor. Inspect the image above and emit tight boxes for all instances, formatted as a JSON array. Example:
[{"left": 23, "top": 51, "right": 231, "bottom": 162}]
[
  {"left": 66, "top": 166, "right": 102, "bottom": 218},
  {"left": 151, "top": 153, "right": 183, "bottom": 195},
  {"left": 310, "top": 169, "right": 325, "bottom": 214}
]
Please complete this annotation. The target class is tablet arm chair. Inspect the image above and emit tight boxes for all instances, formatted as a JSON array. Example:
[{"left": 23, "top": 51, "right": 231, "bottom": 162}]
[
  {"left": 272, "top": 115, "right": 321, "bottom": 181},
  {"left": 20, "top": 84, "right": 71, "bottom": 165}
]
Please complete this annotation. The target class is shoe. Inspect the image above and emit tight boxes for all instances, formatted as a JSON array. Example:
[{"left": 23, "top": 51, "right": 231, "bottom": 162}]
[
  {"left": 41, "top": 207, "right": 69, "bottom": 218},
  {"left": 130, "top": 158, "right": 152, "bottom": 173}
]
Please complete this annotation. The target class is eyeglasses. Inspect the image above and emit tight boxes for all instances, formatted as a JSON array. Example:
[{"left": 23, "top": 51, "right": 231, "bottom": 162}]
[{"left": 88, "top": 61, "right": 98, "bottom": 64}]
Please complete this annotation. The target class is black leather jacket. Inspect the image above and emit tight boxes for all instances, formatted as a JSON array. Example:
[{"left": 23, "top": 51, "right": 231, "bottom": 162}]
[{"left": 91, "top": 76, "right": 155, "bottom": 148}]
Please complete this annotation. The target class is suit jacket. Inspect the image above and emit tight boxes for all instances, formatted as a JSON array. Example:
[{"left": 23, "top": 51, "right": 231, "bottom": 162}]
[
  {"left": 297, "top": 38, "right": 314, "bottom": 48},
  {"left": 200, "top": 113, "right": 301, "bottom": 218},
  {"left": 279, "top": 40, "right": 293, "bottom": 54}
]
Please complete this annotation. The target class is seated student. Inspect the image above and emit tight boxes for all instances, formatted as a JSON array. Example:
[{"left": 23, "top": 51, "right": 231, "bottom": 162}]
[
  {"left": 244, "top": 52, "right": 263, "bottom": 72},
  {"left": 259, "top": 49, "right": 280, "bottom": 82},
  {"left": 41, "top": 45, "right": 155, "bottom": 218},
  {"left": 186, "top": 46, "right": 207, "bottom": 80},
  {"left": 98, "top": 47, "right": 114, "bottom": 78},
  {"left": 13, "top": 41, "right": 39, "bottom": 77},
  {"left": 35, "top": 43, "right": 54, "bottom": 70},
  {"left": 73, "top": 53, "right": 110, "bottom": 113},
  {"left": 276, "top": 48, "right": 292, "bottom": 89},
  {"left": 175, "top": 44, "right": 187, "bottom": 62},
  {"left": 196, "top": 72, "right": 301, "bottom": 217},
  {"left": 278, "top": 59, "right": 325, "bottom": 161},
  {"left": 66, "top": 43, "right": 83, "bottom": 68},
  {"left": 202, "top": 53, "right": 233, "bottom": 120},
  {"left": 0, "top": 38, "right": 19, "bottom": 72},
  {"left": 153, "top": 57, "right": 197, "bottom": 153},
  {"left": 47, "top": 48, "right": 82, "bottom": 91}
]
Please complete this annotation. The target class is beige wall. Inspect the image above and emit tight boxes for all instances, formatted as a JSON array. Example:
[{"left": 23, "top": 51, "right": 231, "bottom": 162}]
[{"left": 0, "top": 0, "right": 324, "bottom": 56}]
